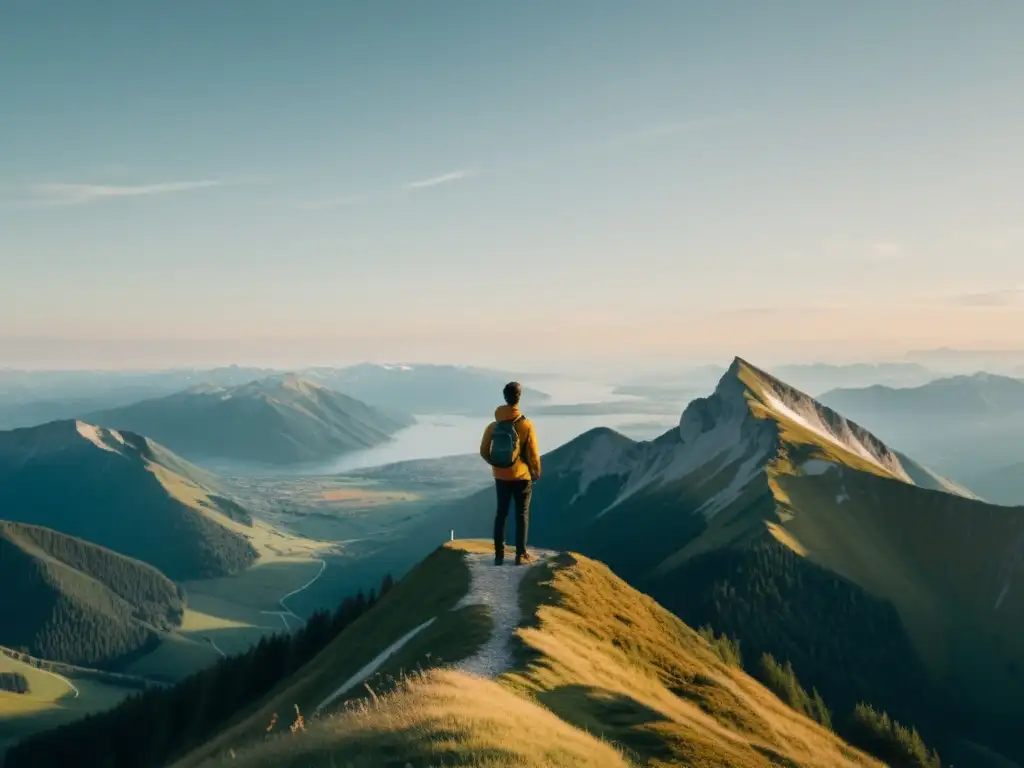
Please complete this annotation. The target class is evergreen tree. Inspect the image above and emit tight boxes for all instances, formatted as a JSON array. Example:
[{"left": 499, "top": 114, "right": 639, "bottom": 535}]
[{"left": 5, "top": 573, "right": 391, "bottom": 768}]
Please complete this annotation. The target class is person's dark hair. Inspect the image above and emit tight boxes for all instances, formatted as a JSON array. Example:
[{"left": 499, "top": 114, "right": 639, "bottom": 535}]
[{"left": 503, "top": 381, "right": 522, "bottom": 406}]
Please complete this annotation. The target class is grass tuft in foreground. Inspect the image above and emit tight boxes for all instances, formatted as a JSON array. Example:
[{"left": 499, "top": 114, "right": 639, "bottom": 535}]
[
  {"left": 210, "top": 668, "right": 631, "bottom": 768},
  {"left": 169, "top": 545, "right": 889, "bottom": 767}
]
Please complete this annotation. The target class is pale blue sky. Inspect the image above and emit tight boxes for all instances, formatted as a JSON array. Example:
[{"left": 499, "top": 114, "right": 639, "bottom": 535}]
[{"left": 2, "top": 1, "right": 1023, "bottom": 370}]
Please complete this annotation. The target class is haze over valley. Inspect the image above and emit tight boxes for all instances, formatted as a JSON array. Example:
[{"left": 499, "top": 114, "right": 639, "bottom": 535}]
[
  {"left": 5, "top": 1, "right": 1024, "bottom": 766},
  {"left": 4, "top": 353, "right": 1024, "bottom": 766}
]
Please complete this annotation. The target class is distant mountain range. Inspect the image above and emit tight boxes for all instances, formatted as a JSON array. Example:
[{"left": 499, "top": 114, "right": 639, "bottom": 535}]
[
  {"left": 7, "top": 357, "right": 1024, "bottom": 765},
  {"left": 85, "top": 375, "right": 413, "bottom": 466},
  {"left": 821, "top": 371, "right": 1024, "bottom": 416},
  {"left": 416, "top": 358, "right": 1024, "bottom": 760},
  {"left": 767, "top": 362, "right": 937, "bottom": 393},
  {"left": 0, "top": 364, "right": 549, "bottom": 430},
  {"left": 0, "top": 366, "right": 280, "bottom": 430},
  {"left": 972, "top": 461, "right": 1024, "bottom": 506},
  {"left": 0, "top": 522, "right": 184, "bottom": 667},
  {"left": 614, "top": 361, "right": 937, "bottom": 402},
  {"left": 0, "top": 420, "right": 257, "bottom": 579},
  {"left": 302, "top": 363, "right": 551, "bottom": 414},
  {"left": 818, "top": 372, "right": 1024, "bottom": 488},
  {"left": 904, "top": 347, "right": 1024, "bottom": 375}
]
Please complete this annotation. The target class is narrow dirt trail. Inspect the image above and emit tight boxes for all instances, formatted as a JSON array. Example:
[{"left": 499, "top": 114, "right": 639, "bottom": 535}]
[
  {"left": 314, "top": 550, "right": 552, "bottom": 715},
  {"left": 260, "top": 557, "right": 327, "bottom": 629},
  {"left": 451, "top": 551, "right": 552, "bottom": 678}
]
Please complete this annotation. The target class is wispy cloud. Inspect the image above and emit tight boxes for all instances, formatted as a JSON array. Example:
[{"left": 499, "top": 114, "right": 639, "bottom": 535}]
[
  {"left": 300, "top": 113, "right": 734, "bottom": 208},
  {"left": 402, "top": 168, "right": 477, "bottom": 191},
  {"left": 949, "top": 285, "right": 1024, "bottom": 307},
  {"left": 23, "top": 179, "right": 227, "bottom": 207}
]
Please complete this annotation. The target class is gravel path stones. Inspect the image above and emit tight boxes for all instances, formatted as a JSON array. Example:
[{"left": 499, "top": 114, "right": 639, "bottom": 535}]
[
  {"left": 315, "top": 548, "right": 553, "bottom": 715},
  {"left": 451, "top": 551, "right": 553, "bottom": 678}
]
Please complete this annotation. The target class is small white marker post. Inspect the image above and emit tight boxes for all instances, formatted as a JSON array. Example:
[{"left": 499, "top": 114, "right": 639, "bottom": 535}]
[{"left": 450, "top": 529, "right": 455, "bottom": 541}]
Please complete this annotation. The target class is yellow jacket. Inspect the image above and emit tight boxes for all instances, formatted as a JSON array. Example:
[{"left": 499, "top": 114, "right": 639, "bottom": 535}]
[{"left": 480, "top": 405, "right": 542, "bottom": 481}]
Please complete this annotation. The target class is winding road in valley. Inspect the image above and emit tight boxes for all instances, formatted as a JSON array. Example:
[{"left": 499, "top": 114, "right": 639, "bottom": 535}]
[
  {"left": 261, "top": 558, "right": 327, "bottom": 631},
  {"left": 203, "top": 636, "right": 227, "bottom": 659},
  {"left": 34, "top": 664, "right": 80, "bottom": 699}
]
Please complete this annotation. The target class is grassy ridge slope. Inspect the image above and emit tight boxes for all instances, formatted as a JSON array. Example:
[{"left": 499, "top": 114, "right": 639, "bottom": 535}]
[
  {"left": 0, "top": 522, "right": 184, "bottom": 667},
  {"left": 399, "top": 358, "right": 1024, "bottom": 761},
  {"left": 184, "top": 543, "right": 879, "bottom": 767},
  {"left": 87, "top": 375, "right": 413, "bottom": 466},
  {"left": 507, "top": 551, "right": 879, "bottom": 767},
  {"left": 173, "top": 543, "right": 486, "bottom": 768},
  {"left": 647, "top": 360, "right": 1024, "bottom": 759},
  {"left": 0, "top": 420, "right": 257, "bottom": 579},
  {"left": 0, "top": 652, "right": 138, "bottom": 758}
]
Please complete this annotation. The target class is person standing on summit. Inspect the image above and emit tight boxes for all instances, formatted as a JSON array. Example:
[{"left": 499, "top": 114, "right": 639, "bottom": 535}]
[{"left": 479, "top": 381, "right": 541, "bottom": 566}]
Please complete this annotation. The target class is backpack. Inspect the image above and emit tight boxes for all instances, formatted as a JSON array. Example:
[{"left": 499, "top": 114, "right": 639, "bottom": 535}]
[{"left": 489, "top": 415, "right": 524, "bottom": 468}]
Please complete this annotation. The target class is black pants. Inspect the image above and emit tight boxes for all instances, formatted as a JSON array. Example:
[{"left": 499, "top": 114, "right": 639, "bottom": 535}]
[{"left": 494, "top": 478, "right": 532, "bottom": 558}]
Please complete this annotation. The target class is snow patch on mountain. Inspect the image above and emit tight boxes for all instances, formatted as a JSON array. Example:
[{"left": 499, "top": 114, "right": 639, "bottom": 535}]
[
  {"left": 600, "top": 366, "right": 775, "bottom": 517},
  {"left": 75, "top": 422, "right": 123, "bottom": 455},
  {"left": 570, "top": 433, "right": 636, "bottom": 504},
  {"left": 759, "top": 388, "right": 907, "bottom": 479},
  {"left": 587, "top": 356, "right": 972, "bottom": 524},
  {"left": 697, "top": 434, "right": 775, "bottom": 516}
]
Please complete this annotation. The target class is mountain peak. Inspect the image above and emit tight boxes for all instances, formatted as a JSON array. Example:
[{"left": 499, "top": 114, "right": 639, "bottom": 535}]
[
  {"left": 276, "top": 373, "right": 324, "bottom": 394},
  {"left": 85, "top": 373, "right": 412, "bottom": 466},
  {"left": 74, "top": 420, "right": 128, "bottom": 454},
  {"left": 727, "top": 354, "right": 753, "bottom": 372},
  {"left": 674, "top": 355, "right": 912, "bottom": 493},
  {"left": 719, "top": 355, "right": 754, "bottom": 384}
]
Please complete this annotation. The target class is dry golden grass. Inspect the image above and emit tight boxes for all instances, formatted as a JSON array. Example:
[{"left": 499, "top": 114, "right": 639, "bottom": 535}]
[
  {"left": 622, "top": 359, "right": 1024, "bottom": 760},
  {"left": 505, "top": 552, "right": 882, "bottom": 768},
  {"left": 0, "top": 655, "right": 137, "bottom": 753},
  {"left": 320, "top": 488, "right": 419, "bottom": 505},
  {"left": 189, "top": 544, "right": 880, "bottom": 767},
  {"left": 647, "top": 358, "right": 906, "bottom": 581},
  {"left": 0, "top": 656, "right": 73, "bottom": 707},
  {"left": 737, "top": 361, "right": 899, "bottom": 481},
  {"left": 742, "top": 360, "right": 1024, "bottom": 722},
  {"left": 174, "top": 544, "right": 486, "bottom": 768},
  {"left": 208, "top": 670, "right": 631, "bottom": 768},
  {"left": 147, "top": 459, "right": 330, "bottom": 560}
]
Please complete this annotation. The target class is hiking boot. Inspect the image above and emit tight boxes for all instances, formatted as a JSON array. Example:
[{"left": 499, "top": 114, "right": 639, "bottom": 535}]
[
  {"left": 515, "top": 551, "right": 533, "bottom": 566},
  {"left": 494, "top": 553, "right": 505, "bottom": 566}
]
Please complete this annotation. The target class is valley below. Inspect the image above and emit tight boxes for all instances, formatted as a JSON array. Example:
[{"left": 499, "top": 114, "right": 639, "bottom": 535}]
[
  {"left": 0, "top": 450, "right": 494, "bottom": 754},
  {"left": 0, "top": 397, "right": 679, "bottom": 755},
  {"left": 4, "top": 366, "right": 1024, "bottom": 767}
]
